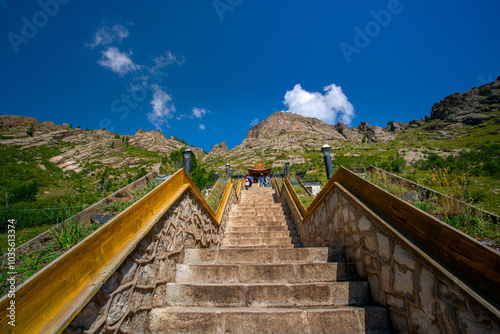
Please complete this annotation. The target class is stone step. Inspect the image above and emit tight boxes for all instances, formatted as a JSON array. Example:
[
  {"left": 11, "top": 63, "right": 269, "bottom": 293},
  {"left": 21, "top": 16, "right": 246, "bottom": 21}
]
[
  {"left": 232, "top": 207, "right": 286, "bottom": 214},
  {"left": 164, "top": 281, "right": 371, "bottom": 307},
  {"left": 150, "top": 306, "right": 391, "bottom": 334},
  {"left": 228, "top": 216, "right": 292, "bottom": 222},
  {"left": 222, "top": 244, "right": 299, "bottom": 249},
  {"left": 239, "top": 200, "right": 277, "bottom": 204},
  {"left": 225, "top": 225, "right": 296, "bottom": 233},
  {"left": 240, "top": 196, "right": 276, "bottom": 200},
  {"left": 229, "top": 211, "right": 288, "bottom": 217},
  {"left": 227, "top": 222, "right": 294, "bottom": 229},
  {"left": 233, "top": 203, "right": 285, "bottom": 208},
  {"left": 231, "top": 207, "right": 286, "bottom": 213},
  {"left": 224, "top": 230, "right": 298, "bottom": 239},
  {"left": 183, "top": 247, "right": 329, "bottom": 264},
  {"left": 175, "top": 263, "right": 356, "bottom": 284},
  {"left": 224, "top": 236, "right": 300, "bottom": 247}
]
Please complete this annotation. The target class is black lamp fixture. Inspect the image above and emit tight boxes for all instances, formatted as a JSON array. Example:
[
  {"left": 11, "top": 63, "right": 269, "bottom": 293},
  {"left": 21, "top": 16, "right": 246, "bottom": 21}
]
[
  {"left": 225, "top": 163, "right": 230, "bottom": 176},
  {"left": 321, "top": 144, "right": 334, "bottom": 179},
  {"left": 285, "top": 161, "right": 290, "bottom": 177},
  {"left": 183, "top": 148, "right": 193, "bottom": 175}
]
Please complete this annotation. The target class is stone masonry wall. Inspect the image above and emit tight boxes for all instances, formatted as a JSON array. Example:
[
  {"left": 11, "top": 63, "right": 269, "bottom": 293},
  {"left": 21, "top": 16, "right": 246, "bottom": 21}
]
[
  {"left": 284, "top": 184, "right": 500, "bottom": 333},
  {"left": 64, "top": 186, "right": 237, "bottom": 333}
]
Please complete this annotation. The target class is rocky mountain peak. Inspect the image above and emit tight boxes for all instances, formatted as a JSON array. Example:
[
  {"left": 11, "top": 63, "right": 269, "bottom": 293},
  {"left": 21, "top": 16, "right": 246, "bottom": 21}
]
[
  {"left": 430, "top": 78, "right": 500, "bottom": 124},
  {"left": 210, "top": 142, "right": 229, "bottom": 153},
  {"left": 207, "top": 142, "right": 229, "bottom": 159},
  {"left": 384, "top": 121, "right": 407, "bottom": 133},
  {"left": 333, "top": 122, "right": 349, "bottom": 133},
  {"left": 0, "top": 115, "right": 39, "bottom": 129},
  {"left": 246, "top": 112, "right": 345, "bottom": 140}
]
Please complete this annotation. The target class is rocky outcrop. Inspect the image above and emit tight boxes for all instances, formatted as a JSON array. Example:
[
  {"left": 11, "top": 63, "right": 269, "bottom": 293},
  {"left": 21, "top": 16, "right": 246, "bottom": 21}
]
[
  {"left": 208, "top": 142, "right": 229, "bottom": 155},
  {"left": 356, "top": 122, "right": 395, "bottom": 143},
  {"left": 0, "top": 117, "right": 205, "bottom": 172},
  {"left": 430, "top": 79, "right": 500, "bottom": 123},
  {"left": 131, "top": 129, "right": 205, "bottom": 157},
  {"left": 384, "top": 121, "right": 407, "bottom": 133},
  {"left": 0, "top": 115, "right": 39, "bottom": 129},
  {"left": 334, "top": 122, "right": 363, "bottom": 141},
  {"left": 246, "top": 112, "right": 344, "bottom": 140}
]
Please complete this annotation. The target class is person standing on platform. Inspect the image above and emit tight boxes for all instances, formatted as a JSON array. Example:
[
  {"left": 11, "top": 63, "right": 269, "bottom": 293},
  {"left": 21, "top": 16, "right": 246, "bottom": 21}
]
[{"left": 259, "top": 173, "right": 264, "bottom": 187}]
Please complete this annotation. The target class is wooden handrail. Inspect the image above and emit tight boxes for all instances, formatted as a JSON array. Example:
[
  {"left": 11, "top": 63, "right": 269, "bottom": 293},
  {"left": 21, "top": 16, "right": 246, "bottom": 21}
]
[
  {"left": 283, "top": 178, "right": 307, "bottom": 218},
  {"left": 0, "top": 169, "right": 232, "bottom": 333},
  {"left": 215, "top": 178, "right": 234, "bottom": 222},
  {"left": 272, "top": 178, "right": 281, "bottom": 197},
  {"left": 297, "top": 177, "right": 313, "bottom": 197},
  {"left": 235, "top": 179, "right": 242, "bottom": 199}
]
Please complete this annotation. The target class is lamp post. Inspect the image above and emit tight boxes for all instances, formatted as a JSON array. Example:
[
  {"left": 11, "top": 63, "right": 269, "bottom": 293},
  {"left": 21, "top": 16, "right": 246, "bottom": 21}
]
[
  {"left": 225, "top": 163, "right": 230, "bottom": 176},
  {"left": 285, "top": 161, "right": 290, "bottom": 178},
  {"left": 183, "top": 148, "right": 193, "bottom": 175},
  {"left": 321, "top": 144, "right": 334, "bottom": 179}
]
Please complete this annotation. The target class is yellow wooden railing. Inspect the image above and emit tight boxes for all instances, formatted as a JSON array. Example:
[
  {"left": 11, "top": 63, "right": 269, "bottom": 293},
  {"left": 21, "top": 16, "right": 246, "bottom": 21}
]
[
  {"left": 283, "top": 177, "right": 307, "bottom": 218},
  {"left": 0, "top": 169, "right": 237, "bottom": 334}
]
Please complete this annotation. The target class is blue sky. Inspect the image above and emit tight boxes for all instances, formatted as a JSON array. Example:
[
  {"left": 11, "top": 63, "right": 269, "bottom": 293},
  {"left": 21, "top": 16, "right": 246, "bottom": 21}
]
[{"left": 1, "top": 0, "right": 499, "bottom": 152}]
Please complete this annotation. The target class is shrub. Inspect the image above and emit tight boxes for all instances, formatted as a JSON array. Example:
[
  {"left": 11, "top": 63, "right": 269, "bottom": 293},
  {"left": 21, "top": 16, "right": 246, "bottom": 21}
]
[
  {"left": 135, "top": 167, "right": 147, "bottom": 180},
  {"left": 11, "top": 181, "right": 39, "bottom": 203},
  {"left": 26, "top": 125, "right": 35, "bottom": 137},
  {"left": 391, "top": 158, "right": 406, "bottom": 173}
]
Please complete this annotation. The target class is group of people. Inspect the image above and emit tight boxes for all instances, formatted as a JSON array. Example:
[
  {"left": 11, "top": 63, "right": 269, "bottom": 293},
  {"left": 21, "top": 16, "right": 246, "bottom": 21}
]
[{"left": 244, "top": 173, "right": 271, "bottom": 190}]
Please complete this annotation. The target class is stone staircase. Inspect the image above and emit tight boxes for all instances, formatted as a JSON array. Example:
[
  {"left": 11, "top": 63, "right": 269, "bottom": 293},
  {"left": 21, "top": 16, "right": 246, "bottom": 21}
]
[{"left": 150, "top": 185, "right": 390, "bottom": 333}]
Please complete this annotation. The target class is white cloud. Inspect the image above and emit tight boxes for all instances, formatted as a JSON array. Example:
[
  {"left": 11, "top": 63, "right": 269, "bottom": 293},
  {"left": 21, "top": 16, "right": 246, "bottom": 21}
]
[
  {"left": 153, "top": 51, "right": 185, "bottom": 68},
  {"left": 97, "top": 47, "right": 141, "bottom": 76},
  {"left": 89, "top": 24, "right": 129, "bottom": 48},
  {"left": 199, "top": 124, "right": 206, "bottom": 130},
  {"left": 192, "top": 107, "right": 209, "bottom": 119},
  {"left": 281, "top": 84, "right": 355, "bottom": 125},
  {"left": 249, "top": 118, "right": 259, "bottom": 127},
  {"left": 147, "top": 85, "right": 176, "bottom": 129}
]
